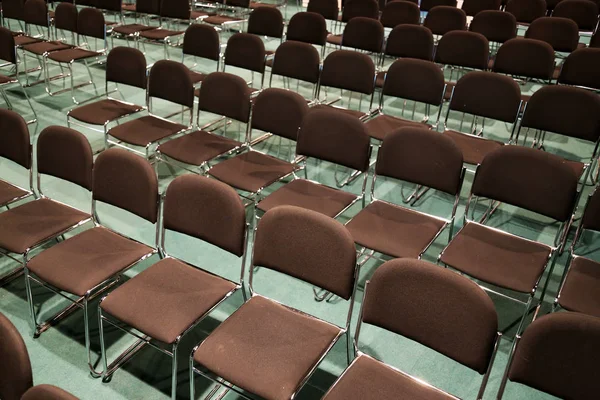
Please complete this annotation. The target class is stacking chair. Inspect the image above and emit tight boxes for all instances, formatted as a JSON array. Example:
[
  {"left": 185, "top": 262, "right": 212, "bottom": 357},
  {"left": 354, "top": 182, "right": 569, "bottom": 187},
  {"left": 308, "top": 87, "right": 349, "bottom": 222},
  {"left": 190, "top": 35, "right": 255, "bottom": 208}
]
[
  {"left": 366, "top": 58, "right": 444, "bottom": 143},
  {"left": 13, "top": 0, "right": 50, "bottom": 47},
  {"left": 306, "top": 0, "right": 339, "bottom": 31},
  {"left": 438, "top": 145, "right": 579, "bottom": 335},
  {"left": 207, "top": 88, "right": 308, "bottom": 204},
  {"left": 323, "top": 258, "right": 501, "bottom": 400},
  {"left": 419, "top": 0, "right": 457, "bottom": 12},
  {"left": 136, "top": 0, "right": 191, "bottom": 59},
  {"left": 246, "top": 5, "right": 284, "bottom": 55},
  {"left": 553, "top": 0, "right": 600, "bottom": 33},
  {"left": 497, "top": 312, "right": 600, "bottom": 399},
  {"left": 156, "top": 72, "right": 250, "bottom": 173},
  {"left": 423, "top": 6, "right": 467, "bottom": 37},
  {"left": 525, "top": 16, "right": 580, "bottom": 54},
  {"left": 469, "top": 10, "right": 517, "bottom": 47},
  {"left": 0, "top": 312, "right": 77, "bottom": 400},
  {"left": 284, "top": 11, "right": 328, "bottom": 58},
  {"left": 346, "top": 128, "right": 464, "bottom": 262},
  {"left": 267, "top": 41, "right": 321, "bottom": 101},
  {"left": 0, "top": 27, "right": 37, "bottom": 123},
  {"left": 330, "top": 16, "right": 385, "bottom": 61},
  {"left": 23, "top": 148, "right": 158, "bottom": 377},
  {"left": 190, "top": 205, "right": 359, "bottom": 400},
  {"left": 327, "top": 0, "right": 379, "bottom": 44},
  {"left": 110, "top": 0, "right": 162, "bottom": 44},
  {"left": 379, "top": 0, "right": 420, "bottom": 29},
  {"left": 106, "top": 60, "right": 194, "bottom": 159},
  {"left": 98, "top": 174, "right": 247, "bottom": 399},
  {"left": 202, "top": 0, "right": 253, "bottom": 31},
  {"left": 0, "top": 109, "right": 33, "bottom": 209},
  {"left": 0, "top": 126, "right": 92, "bottom": 287},
  {"left": 461, "top": 0, "right": 502, "bottom": 16},
  {"left": 181, "top": 24, "right": 221, "bottom": 85},
  {"left": 2, "top": 0, "right": 26, "bottom": 32},
  {"left": 558, "top": 47, "right": 600, "bottom": 92},
  {"left": 67, "top": 47, "right": 147, "bottom": 153},
  {"left": 505, "top": 0, "right": 547, "bottom": 26},
  {"left": 222, "top": 32, "right": 266, "bottom": 92},
  {"left": 442, "top": 71, "right": 522, "bottom": 167}
]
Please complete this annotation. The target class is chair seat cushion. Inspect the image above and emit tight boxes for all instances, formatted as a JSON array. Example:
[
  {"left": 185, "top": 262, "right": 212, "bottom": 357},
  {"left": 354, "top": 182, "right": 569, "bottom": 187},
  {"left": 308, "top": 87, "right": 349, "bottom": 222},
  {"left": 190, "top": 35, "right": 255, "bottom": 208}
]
[
  {"left": 346, "top": 200, "right": 447, "bottom": 259},
  {"left": 365, "top": 114, "right": 431, "bottom": 141},
  {"left": 312, "top": 104, "right": 365, "bottom": 119},
  {"left": 112, "top": 23, "right": 154, "bottom": 35},
  {"left": 440, "top": 222, "right": 552, "bottom": 293},
  {"left": 191, "top": 10, "right": 216, "bottom": 19},
  {"left": 101, "top": 257, "right": 237, "bottom": 344},
  {"left": 22, "top": 384, "right": 78, "bottom": 400},
  {"left": 139, "top": 28, "right": 185, "bottom": 40},
  {"left": 249, "top": 2, "right": 279, "bottom": 8},
  {"left": 257, "top": 179, "right": 357, "bottom": 218},
  {"left": 158, "top": 130, "right": 241, "bottom": 166},
  {"left": 558, "top": 256, "right": 600, "bottom": 318},
  {"left": 443, "top": 130, "right": 504, "bottom": 166},
  {"left": 14, "top": 35, "right": 43, "bottom": 46},
  {"left": 188, "top": 69, "right": 207, "bottom": 84},
  {"left": 47, "top": 48, "right": 102, "bottom": 63},
  {"left": 121, "top": 3, "right": 136, "bottom": 11},
  {"left": 323, "top": 354, "right": 455, "bottom": 400},
  {"left": 193, "top": 295, "right": 341, "bottom": 400},
  {"left": 0, "top": 180, "right": 29, "bottom": 207},
  {"left": 204, "top": 15, "right": 245, "bottom": 25},
  {"left": 108, "top": 115, "right": 188, "bottom": 147},
  {"left": 22, "top": 40, "right": 73, "bottom": 55},
  {"left": 28, "top": 227, "right": 154, "bottom": 297},
  {"left": 69, "top": 99, "right": 144, "bottom": 125},
  {"left": 0, "top": 198, "right": 90, "bottom": 254},
  {"left": 208, "top": 151, "right": 296, "bottom": 193},
  {"left": 326, "top": 34, "right": 342, "bottom": 46},
  {"left": 0, "top": 74, "right": 18, "bottom": 85}
]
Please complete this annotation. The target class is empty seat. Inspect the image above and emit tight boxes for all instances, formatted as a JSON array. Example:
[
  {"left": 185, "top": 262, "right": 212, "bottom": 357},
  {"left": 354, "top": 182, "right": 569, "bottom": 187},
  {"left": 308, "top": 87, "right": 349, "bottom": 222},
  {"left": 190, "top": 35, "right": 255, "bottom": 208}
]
[
  {"left": 380, "top": 0, "right": 420, "bottom": 28},
  {"left": 553, "top": 0, "right": 600, "bottom": 32},
  {"left": 181, "top": 24, "right": 221, "bottom": 85},
  {"left": 506, "top": 0, "right": 547, "bottom": 25},
  {"left": 0, "top": 109, "right": 33, "bottom": 209},
  {"left": 326, "top": 0, "right": 379, "bottom": 45},
  {"left": 461, "top": 0, "right": 502, "bottom": 16},
  {"left": 420, "top": 0, "right": 457, "bottom": 12},
  {"left": 469, "top": 10, "right": 517, "bottom": 44},
  {"left": 223, "top": 33, "right": 267, "bottom": 91},
  {"left": 268, "top": 41, "right": 321, "bottom": 100},
  {"left": 423, "top": 5, "right": 467, "bottom": 36},
  {"left": 558, "top": 47, "right": 600, "bottom": 91},
  {"left": 525, "top": 16, "right": 580, "bottom": 53},
  {"left": 285, "top": 11, "right": 328, "bottom": 51}
]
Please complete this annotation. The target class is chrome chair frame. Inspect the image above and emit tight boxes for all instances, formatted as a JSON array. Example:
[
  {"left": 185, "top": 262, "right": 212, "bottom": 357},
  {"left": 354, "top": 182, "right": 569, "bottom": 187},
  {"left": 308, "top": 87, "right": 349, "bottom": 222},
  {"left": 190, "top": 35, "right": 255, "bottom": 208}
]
[
  {"left": 202, "top": 0, "right": 253, "bottom": 33},
  {"left": 0, "top": 44, "right": 38, "bottom": 124},
  {"left": 136, "top": 16, "right": 191, "bottom": 60},
  {"left": 314, "top": 72, "right": 378, "bottom": 121}
]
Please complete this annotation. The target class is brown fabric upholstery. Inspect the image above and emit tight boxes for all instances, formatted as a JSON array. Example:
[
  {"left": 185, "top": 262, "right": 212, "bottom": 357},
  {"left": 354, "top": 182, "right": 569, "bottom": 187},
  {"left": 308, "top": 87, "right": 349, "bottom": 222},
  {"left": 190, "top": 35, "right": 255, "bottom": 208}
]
[
  {"left": 554, "top": 0, "right": 599, "bottom": 31},
  {"left": 251, "top": 88, "right": 309, "bottom": 140},
  {"left": 558, "top": 256, "right": 600, "bottom": 318},
  {"left": 525, "top": 17, "right": 579, "bottom": 52},
  {"left": 224, "top": 33, "right": 266, "bottom": 74},
  {"left": 108, "top": 115, "right": 187, "bottom": 146},
  {"left": 493, "top": 38, "right": 555, "bottom": 80},
  {"left": 23, "top": 0, "right": 49, "bottom": 27},
  {"left": 68, "top": 99, "right": 143, "bottom": 125},
  {"left": 423, "top": 6, "right": 467, "bottom": 36},
  {"left": 0, "top": 198, "right": 90, "bottom": 254},
  {"left": 380, "top": 1, "right": 420, "bottom": 28},
  {"left": 385, "top": 25, "right": 434, "bottom": 60},
  {"left": 37, "top": 126, "right": 93, "bottom": 190},
  {"left": 443, "top": 130, "right": 504, "bottom": 165},
  {"left": 112, "top": 23, "right": 154, "bottom": 35},
  {"left": 54, "top": 2, "right": 78, "bottom": 32},
  {"left": 364, "top": 258, "right": 498, "bottom": 373},
  {"left": 203, "top": 15, "right": 244, "bottom": 25},
  {"left": 139, "top": 28, "right": 184, "bottom": 40},
  {"left": 133, "top": 0, "right": 160, "bottom": 13},
  {"left": 307, "top": 0, "right": 339, "bottom": 20},
  {"left": 340, "top": 0, "right": 379, "bottom": 21},
  {"left": 14, "top": 35, "right": 43, "bottom": 46},
  {"left": 461, "top": 0, "right": 501, "bottom": 16},
  {"left": 104, "top": 48, "right": 146, "bottom": 88},
  {"left": 164, "top": 174, "right": 246, "bottom": 256},
  {"left": 325, "top": 33, "right": 343, "bottom": 46},
  {"left": 194, "top": 295, "right": 341, "bottom": 400},
  {"left": 286, "top": 12, "right": 327, "bottom": 45},
  {"left": 420, "top": 0, "right": 457, "bottom": 11},
  {"left": 28, "top": 227, "right": 153, "bottom": 296},
  {"left": 47, "top": 48, "right": 101, "bottom": 63},
  {"left": 148, "top": 60, "right": 194, "bottom": 107},
  {"left": 158, "top": 129, "right": 241, "bottom": 166},
  {"left": 522, "top": 85, "right": 600, "bottom": 143},
  {"left": 365, "top": 113, "right": 430, "bottom": 141},
  {"left": 22, "top": 41, "right": 72, "bottom": 55},
  {"left": 450, "top": 71, "right": 521, "bottom": 123},
  {"left": 0, "top": 108, "right": 30, "bottom": 169},
  {"left": 0, "top": 312, "right": 33, "bottom": 400},
  {"left": 341, "top": 17, "right": 384, "bottom": 53},
  {"left": 310, "top": 103, "right": 366, "bottom": 119},
  {"left": 559, "top": 48, "right": 600, "bottom": 90},
  {"left": 197, "top": 72, "right": 251, "bottom": 122},
  {"left": 469, "top": 10, "right": 517, "bottom": 43},
  {"left": 0, "top": 28, "right": 17, "bottom": 64},
  {"left": 383, "top": 58, "right": 445, "bottom": 105},
  {"left": 21, "top": 384, "right": 78, "bottom": 400},
  {"left": 508, "top": 312, "right": 600, "bottom": 399},
  {"left": 247, "top": 6, "right": 283, "bottom": 38},
  {"left": 183, "top": 24, "right": 220, "bottom": 60},
  {"left": 582, "top": 187, "right": 600, "bottom": 232},
  {"left": 101, "top": 257, "right": 236, "bottom": 343},
  {"left": 505, "top": 0, "right": 546, "bottom": 23},
  {"left": 158, "top": 0, "right": 189, "bottom": 19},
  {"left": 320, "top": 50, "right": 375, "bottom": 95},
  {"left": 93, "top": 148, "right": 159, "bottom": 223},
  {"left": 3, "top": 0, "right": 25, "bottom": 20},
  {"left": 77, "top": 7, "right": 105, "bottom": 39},
  {"left": 435, "top": 31, "right": 489, "bottom": 70},
  {"left": 0, "top": 180, "right": 29, "bottom": 206},
  {"left": 271, "top": 41, "right": 321, "bottom": 84}
]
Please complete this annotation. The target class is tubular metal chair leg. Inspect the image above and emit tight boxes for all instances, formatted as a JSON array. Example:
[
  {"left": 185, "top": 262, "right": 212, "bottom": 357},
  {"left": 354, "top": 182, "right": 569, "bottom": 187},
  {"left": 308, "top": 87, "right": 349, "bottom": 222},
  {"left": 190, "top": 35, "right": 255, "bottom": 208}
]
[
  {"left": 171, "top": 343, "right": 178, "bottom": 399},
  {"left": 84, "top": 297, "right": 104, "bottom": 378},
  {"left": 20, "top": 84, "right": 38, "bottom": 124},
  {"left": 515, "top": 295, "right": 535, "bottom": 336},
  {"left": 23, "top": 264, "right": 38, "bottom": 335}
]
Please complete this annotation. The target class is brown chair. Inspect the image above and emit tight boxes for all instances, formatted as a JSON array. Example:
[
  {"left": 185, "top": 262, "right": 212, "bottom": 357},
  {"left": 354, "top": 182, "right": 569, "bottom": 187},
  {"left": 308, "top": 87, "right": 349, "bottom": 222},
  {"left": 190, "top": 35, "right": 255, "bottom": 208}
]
[
  {"left": 423, "top": 5, "right": 467, "bottom": 36},
  {"left": 157, "top": 72, "right": 250, "bottom": 172},
  {"left": 14, "top": 0, "right": 50, "bottom": 47},
  {"left": 497, "top": 312, "right": 600, "bottom": 399},
  {"left": 439, "top": 145, "right": 579, "bottom": 336},
  {"left": 517, "top": 85, "right": 600, "bottom": 182},
  {"left": 506, "top": 0, "right": 547, "bottom": 25},
  {"left": 137, "top": 0, "right": 191, "bottom": 59},
  {"left": 247, "top": 5, "right": 284, "bottom": 55},
  {"left": 223, "top": 32, "right": 267, "bottom": 91},
  {"left": 67, "top": 46, "right": 147, "bottom": 153},
  {"left": 461, "top": 0, "right": 502, "bottom": 16},
  {"left": 202, "top": 0, "right": 252, "bottom": 31},
  {"left": 306, "top": 0, "right": 339, "bottom": 23},
  {"left": 558, "top": 47, "right": 600, "bottom": 91},
  {"left": 98, "top": 174, "right": 247, "bottom": 399},
  {"left": 0, "top": 312, "right": 78, "bottom": 400},
  {"left": 0, "top": 109, "right": 33, "bottom": 209},
  {"left": 328, "top": 0, "right": 379, "bottom": 41},
  {"left": 190, "top": 205, "right": 359, "bottom": 400},
  {"left": 442, "top": 71, "right": 522, "bottom": 166},
  {"left": 285, "top": 11, "right": 328, "bottom": 52},
  {"left": 338, "top": 16, "right": 385, "bottom": 57},
  {"left": 268, "top": 40, "right": 321, "bottom": 100},
  {"left": 207, "top": 88, "right": 308, "bottom": 201},
  {"left": 2, "top": 0, "right": 26, "bottom": 32},
  {"left": 111, "top": 0, "right": 162, "bottom": 43},
  {"left": 181, "top": 24, "right": 221, "bottom": 85},
  {"left": 323, "top": 258, "right": 501, "bottom": 400},
  {"left": 380, "top": 0, "right": 420, "bottom": 28},
  {"left": 346, "top": 128, "right": 464, "bottom": 260},
  {"left": 367, "top": 58, "right": 444, "bottom": 142},
  {"left": 24, "top": 148, "right": 158, "bottom": 377},
  {"left": 525, "top": 16, "right": 580, "bottom": 53},
  {"left": 106, "top": 60, "right": 194, "bottom": 159},
  {"left": 469, "top": 10, "right": 517, "bottom": 45},
  {"left": 420, "top": 0, "right": 457, "bottom": 12},
  {"left": 0, "top": 126, "right": 92, "bottom": 287},
  {"left": 255, "top": 108, "right": 371, "bottom": 219},
  {"left": 553, "top": 0, "right": 600, "bottom": 32}
]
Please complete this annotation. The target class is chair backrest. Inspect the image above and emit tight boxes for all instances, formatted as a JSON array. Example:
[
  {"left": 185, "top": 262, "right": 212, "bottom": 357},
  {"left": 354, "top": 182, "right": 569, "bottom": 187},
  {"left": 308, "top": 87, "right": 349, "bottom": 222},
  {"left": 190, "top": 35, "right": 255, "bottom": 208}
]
[
  {"left": 148, "top": 60, "right": 194, "bottom": 108},
  {"left": 77, "top": 7, "right": 105, "bottom": 40},
  {"left": 423, "top": 5, "right": 467, "bottom": 35},
  {"left": 159, "top": 0, "right": 190, "bottom": 19},
  {"left": 197, "top": 72, "right": 251, "bottom": 123},
  {"left": 521, "top": 85, "right": 600, "bottom": 143},
  {"left": 23, "top": 0, "right": 48, "bottom": 28},
  {"left": 525, "top": 16, "right": 579, "bottom": 52},
  {"left": 461, "top": 0, "right": 501, "bottom": 16},
  {"left": 449, "top": 71, "right": 522, "bottom": 123},
  {"left": 469, "top": 10, "right": 517, "bottom": 43},
  {"left": 581, "top": 186, "right": 600, "bottom": 232},
  {"left": 380, "top": 1, "right": 420, "bottom": 28},
  {"left": 592, "top": 29, "right": 600, "bottom": 48},
  {"left": 106, "top": 47, "right": 147, "bottom": 89},
  {"left": 471, "top": 145, "right": 578, "bottom": 222},
  {"left": 341, "top": 0, "right": 379, "bottom": 22},
  {"left": 559, "top": 48, "right": 600, "bottom": 90},
  {"left": 224, "top": 33, "right": 266, "bottom": 74},
  {"left": 383, "top": 58, "right": 445, "bottom": 105},
  {"left": 54, "top": 2, "right": 78, "bottom": 33},
  {"left": 286, "top": 12, "right": 327, "bottom": 46},
  {"left": 385, "top": 25, "right": 434, "bottom": 60},
  {"left": 251, "top": 88, "right": 309, "bottom": 141},
  {"left": 362, "top": 259, "right": 498, "bottom": 374},
  {"left": 253, "top": 205, "right": 357, "bottom": 299},
  {"left": 376, "top": 128, "right": 464, "bottom": 195},
  {"left": 0, "top": 109, "right": 31, "bottom": 170},
  {"left": 553, "top": 0, "right": 599, "bottom": 31},
  {"left": 420, "top": 0, "right": 457, "bottom": 11},
  {"left": 96, "top": 0, "right": 122, "bottom": 12},
  {"left": 247, "top": 6, "right": 283, "bottom": 39},
  {"left": 136, "top": 0, "right": 161, "bottom": 15},
  {"left": 320, "top": 50, "right": 375, "bottom": 95},
  {"left": 163, "top": 174, "right": 246, "bottom": 256},
  {"left": 93, "top": 148, "right": 159, "bottom": 223},
  {"left": 183, "top": 24, "right": 220, "bottom": 61},
  {"left": 435, "top": 31, "right": 489, "bottom": 70},
  {"left": 0, "top": 27, "right": 17, "bottom": 65},
  {"left": 505, "top": 312, "right": 600, "bottom": 399},
  {"left": 271, "top": 41, "right": 321, "bottom": 84},
  {"left": 226, "top": 0, "right": 251, "bottom": 8},
  {"left": 3, "top": 0, "right": 25, "bottom": 21},
  {"left": 493, "top": 38, "right": 555, "bottom": 80},
  {"left": 506, "top": 0, "right": 547, "bottom": 23},
  {"left": 341, "top": 17, "right": 384, "bottom": 53},
  {"left": 306, "top": 0, "right": 339, "bottom": 21},
  {"left": 0, "top": 313, "right": 33, "bottom": 400}
]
